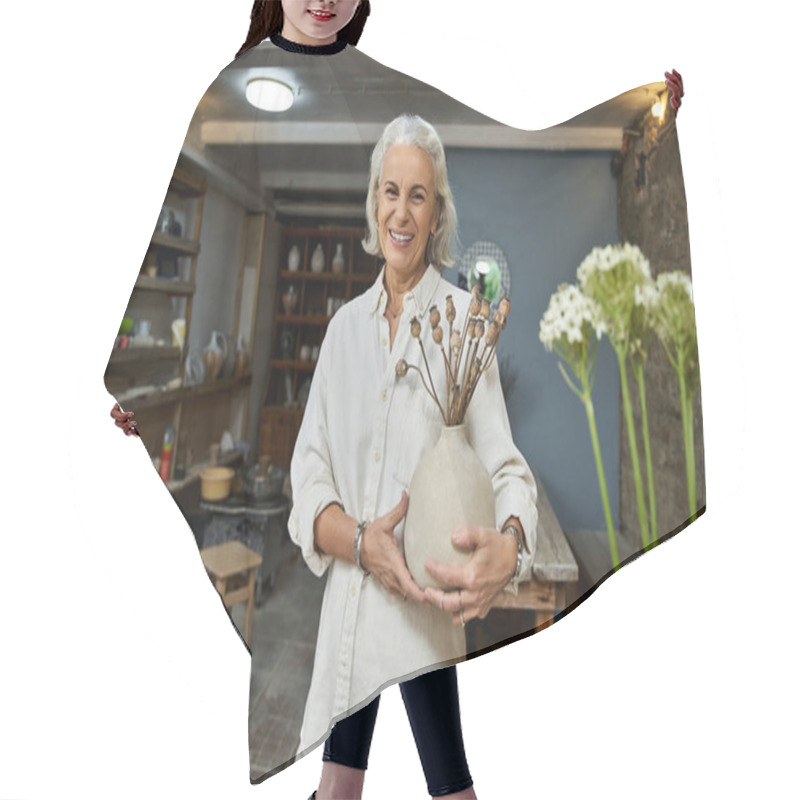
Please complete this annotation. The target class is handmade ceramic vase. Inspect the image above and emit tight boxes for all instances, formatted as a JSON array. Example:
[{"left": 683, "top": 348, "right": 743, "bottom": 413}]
[
  {"left": 287, "top": 244, "right": 301, "bottom": 272},
  {"left": 403, "top": 424, "right": 495, "bottom": 590},
  {"left": 332, "top": 242, "right": 346, "bottom": 274},
  {"left": 202, "top": 330, "right": 226, "bottom": 382},
  {"left": 310, "top": 243, "right": 325, "bottom": 274},
  {"left": 282, "top": 284, "right": 298, "bottom": 315}
]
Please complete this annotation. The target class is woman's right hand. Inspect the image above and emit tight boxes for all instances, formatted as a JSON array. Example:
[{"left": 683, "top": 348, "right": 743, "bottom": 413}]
[
  {"left": 110, "top": 403, "right": 139, "bottom": 436},
  {"left": 360, "top": 491, "right": 426, "bottom": 603}
]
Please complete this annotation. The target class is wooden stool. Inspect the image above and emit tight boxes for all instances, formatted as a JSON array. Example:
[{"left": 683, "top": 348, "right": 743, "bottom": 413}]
[{"left": 200, "top": 541, "right": 263, "bottom": 647}]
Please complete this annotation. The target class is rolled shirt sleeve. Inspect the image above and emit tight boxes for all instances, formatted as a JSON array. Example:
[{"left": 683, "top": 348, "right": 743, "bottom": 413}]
[
  {"left": 287, "top": 324, "right": 342, "bottom": 578},
  {"left": 466, "top": 353, "right": 538, "bottom": 592}
]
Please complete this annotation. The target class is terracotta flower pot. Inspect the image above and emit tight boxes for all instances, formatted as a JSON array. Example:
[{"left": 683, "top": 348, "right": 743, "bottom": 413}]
[{"left": 403, "top": 424, "right": 495, "bottom": 590}]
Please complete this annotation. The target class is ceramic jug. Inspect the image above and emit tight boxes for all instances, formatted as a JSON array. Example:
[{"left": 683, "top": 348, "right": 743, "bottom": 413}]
[
  {"left": 234, "top": 335, "right": 249, "bottom": 378},
  {"left": 403, "top": 424, "right": 495, "bottom": 590},
  {"left": 332, "top": 242, "right": 346, "bottom": 274},
  {"left": 202, "top": 330, "right": 227, "bottom": 382},
  {"left": 310, "top": 243, "right": 325, "bottom": 274}
]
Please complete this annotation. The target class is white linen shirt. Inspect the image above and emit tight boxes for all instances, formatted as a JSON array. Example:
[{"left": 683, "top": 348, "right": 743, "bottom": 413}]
[{"left": 288, "top": 264, "right": 538, "bottom": 756}]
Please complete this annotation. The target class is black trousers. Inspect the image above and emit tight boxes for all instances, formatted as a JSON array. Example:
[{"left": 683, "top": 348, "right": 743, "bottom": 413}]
[{"left": 322, "top": 665, "right": 473, "bottom": 797}]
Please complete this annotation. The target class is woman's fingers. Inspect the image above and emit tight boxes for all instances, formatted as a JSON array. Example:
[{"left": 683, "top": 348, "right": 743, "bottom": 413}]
[{"left": 382, "top": 490, "right": 408, "bottom": 528}]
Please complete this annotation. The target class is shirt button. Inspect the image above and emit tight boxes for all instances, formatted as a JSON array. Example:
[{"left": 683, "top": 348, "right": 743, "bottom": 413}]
[
  {"left": 382, "top": 337, "right": 387, "bottom": 347},
  {"left": 350, "top": 585, "right": 357, "bottom": 597},
  {"left": 374, "top": 451, "right": 381, "bottom": 462},
  {"left": 382, "top": 390, "right": 387, "bottom": 402}
]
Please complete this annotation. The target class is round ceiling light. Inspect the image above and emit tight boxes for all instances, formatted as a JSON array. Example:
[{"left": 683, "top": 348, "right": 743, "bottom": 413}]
[{"left": 246, "top": 78, "right": 294, "bottom": 112}]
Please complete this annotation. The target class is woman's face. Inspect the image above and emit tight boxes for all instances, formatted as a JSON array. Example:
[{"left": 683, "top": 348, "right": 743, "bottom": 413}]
[
  {"left": 377, "top": 144, "right": 439, "bottom": 282},
  {"left": 281, "top": 0, "right": 361, "bottom": 46}
]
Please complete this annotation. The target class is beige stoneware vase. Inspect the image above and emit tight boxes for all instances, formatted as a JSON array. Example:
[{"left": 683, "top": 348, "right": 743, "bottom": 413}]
[{"left": 404, "top": 424, "right": 495, "bottom": 590}]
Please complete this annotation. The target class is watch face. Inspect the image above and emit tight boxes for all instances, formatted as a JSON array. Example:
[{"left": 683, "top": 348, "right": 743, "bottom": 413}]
[{"left": 457, "top": 239, "right": 511, "bottom": 306}]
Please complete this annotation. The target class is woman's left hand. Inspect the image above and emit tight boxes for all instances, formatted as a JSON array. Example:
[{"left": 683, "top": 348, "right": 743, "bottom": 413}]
[
  {"left": 665, "top": 69, "right": 684, "bottom": 115},
  {"left": 423, "top": 526, "right": 518, "bottom": 625}
]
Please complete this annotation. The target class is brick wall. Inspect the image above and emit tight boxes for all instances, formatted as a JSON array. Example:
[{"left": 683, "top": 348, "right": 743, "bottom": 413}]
[{"left": 616, "top": 106, "right": 706, "bottom": 550}]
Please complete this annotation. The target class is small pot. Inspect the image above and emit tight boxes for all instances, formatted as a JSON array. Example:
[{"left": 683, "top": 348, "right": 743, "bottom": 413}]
[
  {"left": 244, "top": 462, "right": 286, "bottom": 502},
  {"left": 201, "top": 467, "right": 235, "bottom": 501}
]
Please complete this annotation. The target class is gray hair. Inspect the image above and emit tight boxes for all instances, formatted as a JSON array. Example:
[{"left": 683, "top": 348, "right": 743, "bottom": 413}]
[{"left": 362, "top": 114, "right": 459, "bottom": 270}]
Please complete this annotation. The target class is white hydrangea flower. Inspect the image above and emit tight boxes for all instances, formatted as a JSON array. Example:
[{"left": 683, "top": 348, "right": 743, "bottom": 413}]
[
  {"left": 539, "top": 283, "right": 606, "bottom": 352},
  {"left": 577, "top": 242, "right": 652, "bottom": 289},
  {"left": 656, "top": 270, "right": 693, "bottom": 302},
  {"left": 634, "top": 279, "right": 659, "bottom": 309}
]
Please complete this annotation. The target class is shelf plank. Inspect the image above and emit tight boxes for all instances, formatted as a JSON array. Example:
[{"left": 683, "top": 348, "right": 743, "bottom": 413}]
[
  {"left": 134, "top": 275, "right": 196, "bottom": 295},
  {"left": 150, "top": 231, "right": 200, "bottom": 255},
  {"left": 108, "top": 346, "right": 182, "bottom": 365},
  {"left": 128, "top": 374, "right": 252, "bottom": 412},
  {"left": 279, "top": 270, "right": 375, "bottom": 283},
  {"left": 271, "top": 360, "right": 317, "bottom": 372},
  {"left": 169, "top": 166, "right": 206, "bottom": 198}
]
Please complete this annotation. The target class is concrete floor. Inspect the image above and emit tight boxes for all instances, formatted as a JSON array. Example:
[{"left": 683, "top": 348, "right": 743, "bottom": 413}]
[{"left": 228, "top": 551, "right": 326, "bottom": 782}]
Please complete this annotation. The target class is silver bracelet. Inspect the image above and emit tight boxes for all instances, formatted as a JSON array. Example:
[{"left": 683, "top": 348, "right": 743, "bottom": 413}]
[
  {"left": 354, "top": 520, "right": 369, "bottom": 575},
  {"left": 501, "top": 524, "right": 523, "bottom": 582}
]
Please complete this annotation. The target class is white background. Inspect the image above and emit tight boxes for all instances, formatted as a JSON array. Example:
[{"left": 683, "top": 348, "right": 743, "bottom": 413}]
[{"left": 1, "top": 1, "right": 797, "bottom": 798}]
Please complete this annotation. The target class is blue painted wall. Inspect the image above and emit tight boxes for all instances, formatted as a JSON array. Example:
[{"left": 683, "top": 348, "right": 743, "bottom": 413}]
[{"left": 443, "top": 148, "right": 620, "bottom": 531}]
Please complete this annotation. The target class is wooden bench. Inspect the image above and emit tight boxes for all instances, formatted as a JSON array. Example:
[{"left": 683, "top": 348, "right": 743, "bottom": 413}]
[{"left": 490, "top": 472, "right": 579, "bottom": 629}]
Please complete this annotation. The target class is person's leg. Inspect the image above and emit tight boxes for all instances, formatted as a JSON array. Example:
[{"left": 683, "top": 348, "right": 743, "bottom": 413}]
[
  {"left": 315, "top": 694, "right": 381, "bottom": 800},
  {"left": 400, "top": 666, "right": 476, "bottom": 799}
]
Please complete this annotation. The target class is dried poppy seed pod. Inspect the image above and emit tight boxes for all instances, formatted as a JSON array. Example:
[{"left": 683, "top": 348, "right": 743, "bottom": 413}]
[
  {"left": 469, "top": 294, "right": 481, "bottom": 317},
  {"left": 467, "top": 318, "right": 477, "bottom": 340},
  {"left": 432, "top": 326, "right": 443, "bottom": 345},
  {"left": 485, "top": 321, "right": 498, "bottom": 347},
  {"left": 480, "top": 299, "right": 491, "bottom": 320},
  {"left": 429, "top": 305, "right": 441, "bottom": 329},
  {"left": 410, "top": 317, "right": 421, "bottom": 339},
  {"left": 474, "top": 319, "right": 485, "bottom": 340},
  {"left": 395, "top": 359, "right": 408, "bottom": 378},
  {"left": 450, "top": 329, "right": 461, "bottom": 352},
  {"left": 494, "top": 310, "right": 506, "bottom": 330},
  {"left": 499, "top": 296, "right": 511, "bottom": 318},
  {"left": 445, "top": 295, "right": 456, "bottom": 323}
]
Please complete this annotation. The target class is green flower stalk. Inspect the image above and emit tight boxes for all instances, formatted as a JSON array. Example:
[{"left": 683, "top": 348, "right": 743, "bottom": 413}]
[
  {"left": 540, "top": 284, "right": 620, "bottom": 571},
  {"left": 631, "top": 280, "right": 659, "bottom": 545},
  {"left": 653, "top": 272, "right": 700, "bottom": 521},
  {"left": 578, "top": 243, "right": 653, "bottom": 549}
]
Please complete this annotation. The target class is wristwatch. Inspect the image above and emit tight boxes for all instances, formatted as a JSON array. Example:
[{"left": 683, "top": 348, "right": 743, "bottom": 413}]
[{"left": 501, "top": 524, "right": 524, "bottom": 583}]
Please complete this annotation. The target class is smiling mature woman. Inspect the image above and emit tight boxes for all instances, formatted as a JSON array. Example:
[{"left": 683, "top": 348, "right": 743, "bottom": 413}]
[{"left": 288, "top": 113, "right": 538, "bottom": 800}]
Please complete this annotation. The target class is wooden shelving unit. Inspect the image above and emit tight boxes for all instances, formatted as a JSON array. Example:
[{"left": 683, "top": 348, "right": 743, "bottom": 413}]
[
  {"left": 258, "top": 226, "right": 380, "bottom": 468},
  {"left": 106, "top": 157, "right": 265, "bottom": 489}
]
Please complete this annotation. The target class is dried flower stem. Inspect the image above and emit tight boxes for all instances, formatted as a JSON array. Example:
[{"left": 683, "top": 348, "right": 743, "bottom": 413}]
[
  {"left": 406, "top": 363, "right": 447, "bottom": 421},
  {"left": 416, "top": 338, "right": 448, "bottom": 423}
]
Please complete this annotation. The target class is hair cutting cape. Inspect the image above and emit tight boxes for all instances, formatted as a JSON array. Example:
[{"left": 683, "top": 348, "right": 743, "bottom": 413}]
[{"left": 104, "top": 34, "right": 704, "bottom": 783}]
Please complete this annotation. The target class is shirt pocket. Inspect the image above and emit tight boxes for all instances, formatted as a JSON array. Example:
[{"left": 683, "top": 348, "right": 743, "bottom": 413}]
[{"left": 392, "top": 387, "right": 445, "bottom": 488}]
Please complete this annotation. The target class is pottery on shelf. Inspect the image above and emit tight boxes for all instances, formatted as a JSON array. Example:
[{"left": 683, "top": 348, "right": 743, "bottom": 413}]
[
  {"left": 332, "top": 242, "right": 346, "bottom": 274},
  {"left": 403, "top": 424, "right": 495, "bottom": 591},
  {"left": 287, "top": 244, "right": 301, "bottom": 272},
  {"left": 310, "top": 243, "right": 325, "bottom": 274},
  {"left": 234, "top": 335, "right": 249, "bottom": 378},
  {"left": 202, "top": 330, "right": 227, "bottom": 382},
  {"left": 282, "top": 285, "right": 298, "bottom": 315}
]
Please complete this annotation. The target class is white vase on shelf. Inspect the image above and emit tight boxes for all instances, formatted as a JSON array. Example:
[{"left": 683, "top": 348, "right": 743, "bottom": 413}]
[
  {"left": 332, "top": 242, "right": 346, "bottom": 274},
  {"left": 310, "top": 243, "right": 325, "bottom": 274},
  {"left": 287, "top": 244, "right": 301, "bottom": 272}
]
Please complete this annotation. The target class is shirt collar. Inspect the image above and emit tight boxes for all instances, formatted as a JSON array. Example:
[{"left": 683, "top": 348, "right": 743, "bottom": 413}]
[{"left": 368, "top": 264, "right": 441, "bottom": 319}]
